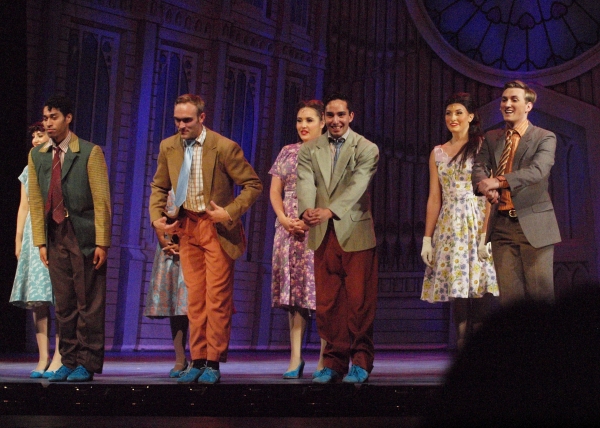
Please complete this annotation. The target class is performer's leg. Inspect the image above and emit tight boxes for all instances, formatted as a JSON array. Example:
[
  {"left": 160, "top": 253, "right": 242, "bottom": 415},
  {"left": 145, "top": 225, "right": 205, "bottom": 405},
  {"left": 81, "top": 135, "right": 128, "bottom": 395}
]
[
  {"left": 67, "top": 221, "right": 106, "bottom": 373},
  {"left": 32, "top": 305, "right": 51, "bottom": 372},
  {"left": 170, "top": 315, "right": 189, "bottom": 370},
  {"left": 201, "top": 219, "right": 234, "bottom": 364},
  {"left": 344, "top": 246, "right": 378, "bottom": 373},
  {"left": 287, "top": 309, "right": 308, "bottom": 372},
  {"left": 522, "top": 244, "right": 555, "bottom": 303},
  {"left": 314, "top": 225, "right": 349, "bottom": 375},
  {"left": 47, "top": 221, "right": 78, "bottom": 369},
  {"left": 491, "top": 217, "right": 526, "bottom": 306},
  {"left": 178, "top": 217, "right": 208, "bottom": 363},
  {"left": 452, "top": 298, "right": 469, "bottom": 350}
]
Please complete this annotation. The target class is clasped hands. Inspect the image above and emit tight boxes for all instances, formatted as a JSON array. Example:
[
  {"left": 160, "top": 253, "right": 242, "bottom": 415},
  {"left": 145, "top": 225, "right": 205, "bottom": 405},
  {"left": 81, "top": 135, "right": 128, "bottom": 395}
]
[
  {"left": 476, "top": 177, "right": 501, "bottom": 204},
  {"left": 302, "top": 208, "right": 333, "bottom": 227},
  {"left": 278, "top": 215, "right": 308, "bottom": 240}
]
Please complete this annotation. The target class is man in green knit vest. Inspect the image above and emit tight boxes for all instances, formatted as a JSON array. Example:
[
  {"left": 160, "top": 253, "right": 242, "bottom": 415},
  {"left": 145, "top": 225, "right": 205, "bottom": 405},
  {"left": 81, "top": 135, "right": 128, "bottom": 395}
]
[{"left": 28, "top": 96, "right": 112, "bottom": 382}]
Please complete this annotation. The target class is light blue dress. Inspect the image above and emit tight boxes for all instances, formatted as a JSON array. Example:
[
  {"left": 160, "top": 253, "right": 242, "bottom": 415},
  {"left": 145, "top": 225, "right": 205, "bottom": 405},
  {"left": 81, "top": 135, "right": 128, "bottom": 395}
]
[{"left": 10, "top": 166, "right": 54, "bottom": 308}]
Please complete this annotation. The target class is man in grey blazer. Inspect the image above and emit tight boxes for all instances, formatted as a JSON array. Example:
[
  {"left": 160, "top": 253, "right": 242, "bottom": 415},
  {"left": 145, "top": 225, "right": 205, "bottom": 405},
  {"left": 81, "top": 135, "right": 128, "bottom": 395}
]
[
  {"left": 297, "top": 93, "right": 379, "bottom": 383},
  {"left": 473, "top": 80, "right": 561, "bottom": 305}
]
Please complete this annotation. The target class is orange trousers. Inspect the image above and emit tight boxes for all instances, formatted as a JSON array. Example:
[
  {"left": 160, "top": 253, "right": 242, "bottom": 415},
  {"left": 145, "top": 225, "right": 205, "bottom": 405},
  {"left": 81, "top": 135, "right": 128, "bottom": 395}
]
[{"left": 178, "top": 213, "right": 234, "bottom": 362}]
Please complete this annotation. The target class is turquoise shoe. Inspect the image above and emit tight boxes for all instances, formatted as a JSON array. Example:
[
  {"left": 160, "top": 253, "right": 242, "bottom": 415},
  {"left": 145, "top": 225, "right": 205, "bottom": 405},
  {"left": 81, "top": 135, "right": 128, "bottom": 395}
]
[
  {"left": 67, "top": 365, "right": 94, "bottom": 382},
  {"left": 42, "top": 370, "right": 55, "bottom": 379},
  {"left": 283, "top": 360, "right": 305, "bottom": 379},
  {"left": 177, "top": 366, "right": 205, "bottom": 384},
  {"left": 198, "top": 367, "right": 221, "bottom": 384},
  {"left": 312, "top": 367, "right": 340, "bottom": 384},
  {"left": 48, "top": 365, "right": 74, "bottom": 382},
  {"left": 169, "top": 361, "right": 189, "bottom": 378},
  {"left": 30, "top": 362, "right": 50, "bottom": 378},
  {"left": 342, "top": 364, "right": 369, "bottom": 383},
  {"left": 30, "top": 370, "right": 45, "bottom": 379}
]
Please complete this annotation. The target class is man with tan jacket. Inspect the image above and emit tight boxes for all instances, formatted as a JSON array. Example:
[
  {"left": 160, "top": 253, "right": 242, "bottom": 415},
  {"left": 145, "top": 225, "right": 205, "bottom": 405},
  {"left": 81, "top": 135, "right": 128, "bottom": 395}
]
[
  {"left": 297, "top": 93, "right": 379, "bottom": 384},
  {"left": 149, "top": 94, "right": 262, "bottom": 384}
]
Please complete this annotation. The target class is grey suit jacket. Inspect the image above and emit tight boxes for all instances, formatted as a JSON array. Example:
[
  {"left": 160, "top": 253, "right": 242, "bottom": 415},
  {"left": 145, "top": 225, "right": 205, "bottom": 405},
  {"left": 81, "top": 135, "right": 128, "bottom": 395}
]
[
  {"left": 297, "top": 129, "right": 378, "bottom": 252},
  {"left": 472, "top": 124, "right": 561, "bottom": 248}
]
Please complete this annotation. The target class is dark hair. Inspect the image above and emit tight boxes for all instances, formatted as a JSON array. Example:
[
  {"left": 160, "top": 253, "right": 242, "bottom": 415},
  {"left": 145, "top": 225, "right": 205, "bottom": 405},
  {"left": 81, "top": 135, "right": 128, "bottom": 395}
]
[
  {"left": 444, "top": 92, "right": 483, "bottom": 167},
  {"left": 28, "top": 122, "right": 45, "bottom": 134},
  {"left": 323, "top": 92, "right": 353, "bottom": 114},
  {"left": 504, "top": 80, "right": 537, "bottom": 104},
  {"left": 44, "top": 95, "right": 74, "bottom": 118},
  {"left": 175, "top": 93, "right": 205, "bottom": 115}
]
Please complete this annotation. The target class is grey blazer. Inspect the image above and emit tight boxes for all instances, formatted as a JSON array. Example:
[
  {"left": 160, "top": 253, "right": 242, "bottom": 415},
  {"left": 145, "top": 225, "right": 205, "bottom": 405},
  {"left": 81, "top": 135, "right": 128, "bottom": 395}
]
[
  {"left": 297, "top": 129, "right": 379, "bottom": 252},
  {"left": 472, "top": 124, "right": 561, "bottom": 248}
]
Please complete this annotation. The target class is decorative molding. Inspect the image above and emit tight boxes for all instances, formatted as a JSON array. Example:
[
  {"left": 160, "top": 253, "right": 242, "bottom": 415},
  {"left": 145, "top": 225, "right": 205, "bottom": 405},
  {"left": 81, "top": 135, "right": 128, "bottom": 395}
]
[{"left": 405, "top": 0, "right": 600, "bottom": 87}]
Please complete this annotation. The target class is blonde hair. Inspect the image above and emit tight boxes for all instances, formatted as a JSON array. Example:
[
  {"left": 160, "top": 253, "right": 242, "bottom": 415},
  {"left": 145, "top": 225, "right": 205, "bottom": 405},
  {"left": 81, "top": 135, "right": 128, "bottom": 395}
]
[{"left": 175, "top": 94, "right": 205, "bottom": 115}]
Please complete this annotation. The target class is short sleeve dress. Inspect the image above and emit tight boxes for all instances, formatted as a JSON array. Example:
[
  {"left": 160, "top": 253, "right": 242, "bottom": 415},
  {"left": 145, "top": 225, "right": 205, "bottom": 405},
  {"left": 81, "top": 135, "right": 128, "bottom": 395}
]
[
  {"left": 269, "top": 143, "right": 316, "bottom": 311},
  {"left": 10, "top": 166, "right": 54, "bottom": 308},
  {"left": 421, "top": 146, "right": 499, "bottom": 302}
]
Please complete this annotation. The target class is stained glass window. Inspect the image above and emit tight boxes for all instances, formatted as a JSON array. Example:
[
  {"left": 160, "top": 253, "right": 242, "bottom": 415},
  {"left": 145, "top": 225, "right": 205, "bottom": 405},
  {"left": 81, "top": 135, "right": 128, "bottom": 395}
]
[{"left": 423, "top": 0, "right": 600, "bottom": 72}]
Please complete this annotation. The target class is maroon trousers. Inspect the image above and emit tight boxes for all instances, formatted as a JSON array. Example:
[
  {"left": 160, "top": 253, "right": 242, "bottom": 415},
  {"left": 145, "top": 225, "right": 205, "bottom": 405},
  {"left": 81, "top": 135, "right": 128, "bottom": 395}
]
[
  {"left": 47, "top": 219, "right": 106, "bottom": 373},
  {"left": 314, "top": 223, "right": 378, "bottom": 375}
]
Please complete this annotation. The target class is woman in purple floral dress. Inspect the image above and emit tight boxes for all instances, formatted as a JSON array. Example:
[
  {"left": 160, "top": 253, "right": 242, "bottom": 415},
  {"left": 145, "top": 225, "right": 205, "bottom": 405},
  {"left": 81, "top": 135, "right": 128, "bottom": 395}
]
[{"left": 269, "top": 100, "right": 326, "bottom": 378}]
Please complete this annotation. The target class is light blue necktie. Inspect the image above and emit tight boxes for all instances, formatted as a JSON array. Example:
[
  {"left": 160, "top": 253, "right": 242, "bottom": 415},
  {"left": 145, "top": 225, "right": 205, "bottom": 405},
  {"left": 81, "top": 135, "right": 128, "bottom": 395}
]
[
  {"left": 330, "top": 137, "right": 345, "bottom": 169},
  {"left": 174, "top": 139, "right": 197, "bottom": 207}
]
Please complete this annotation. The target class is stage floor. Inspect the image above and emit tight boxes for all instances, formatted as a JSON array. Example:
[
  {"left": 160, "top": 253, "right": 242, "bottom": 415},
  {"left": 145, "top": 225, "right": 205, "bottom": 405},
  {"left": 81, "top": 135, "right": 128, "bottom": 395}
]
[{"left": 0, "top": 350, "right": 452, "bottom": 427}]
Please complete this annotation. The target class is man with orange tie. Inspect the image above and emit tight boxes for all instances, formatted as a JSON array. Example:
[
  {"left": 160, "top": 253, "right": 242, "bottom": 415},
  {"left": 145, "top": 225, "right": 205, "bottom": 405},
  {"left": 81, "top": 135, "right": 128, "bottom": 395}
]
[
  {"left": 472, "top": 80, "right": 561, "bottom": 305},
  {"left": 29, "top": 95, "right": 112, "bottom": 382},
  {"left": 149, "top": 94, "right": 262, "bottom": 384}
]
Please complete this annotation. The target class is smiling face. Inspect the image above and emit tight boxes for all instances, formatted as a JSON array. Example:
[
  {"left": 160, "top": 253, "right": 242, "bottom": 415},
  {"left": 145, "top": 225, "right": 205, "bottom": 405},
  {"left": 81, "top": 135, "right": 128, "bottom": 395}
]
[
  {"left": 174, "top": 102, "right": 205, "bottom": 140},
  {"left": 501, "top": 87, "right": 532, "bottom": 127},
  {"left": 296, "top": 107, "right": 324, "bottom": 142},
  {"left": 31, "top": 130, "right": 49, "bottom": 147},
  {"left": 42, "top": 107, "right": 72, "bottom": 143},
  {"left": 445, "top": 103, "right": 473, "bottom": 138},
  {"left": 325, "top": 99, "right": 354, "bottom": 138}
]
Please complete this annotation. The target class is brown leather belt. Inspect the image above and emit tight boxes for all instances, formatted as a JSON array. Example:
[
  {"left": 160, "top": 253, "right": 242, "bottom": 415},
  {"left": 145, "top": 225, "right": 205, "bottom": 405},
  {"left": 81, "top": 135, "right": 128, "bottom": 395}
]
[{"left": 498, "top": 209, "right": 518, "bottom": 219}]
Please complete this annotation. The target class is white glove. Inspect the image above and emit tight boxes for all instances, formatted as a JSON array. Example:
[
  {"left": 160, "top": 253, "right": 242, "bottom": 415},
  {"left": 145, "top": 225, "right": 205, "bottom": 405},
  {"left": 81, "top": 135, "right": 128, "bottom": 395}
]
[
  {"left": 477, "top": 233, "right": 491, "bottom": 260},
  {"left": 421, "top": 236, "right": 433, "bottom": 268}
]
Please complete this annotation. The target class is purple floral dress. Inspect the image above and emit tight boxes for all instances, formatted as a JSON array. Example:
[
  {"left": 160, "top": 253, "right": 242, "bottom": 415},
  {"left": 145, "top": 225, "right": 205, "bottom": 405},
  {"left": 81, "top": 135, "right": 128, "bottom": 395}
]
[{"left": 269, "top": 143, "right": 316, "bottom": 310}]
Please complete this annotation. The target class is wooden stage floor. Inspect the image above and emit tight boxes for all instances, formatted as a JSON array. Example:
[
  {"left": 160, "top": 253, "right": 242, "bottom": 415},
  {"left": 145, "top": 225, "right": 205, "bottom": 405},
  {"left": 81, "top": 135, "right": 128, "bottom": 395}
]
[{"left": 0, "top": 350, "right": 452, "bottom": 427}]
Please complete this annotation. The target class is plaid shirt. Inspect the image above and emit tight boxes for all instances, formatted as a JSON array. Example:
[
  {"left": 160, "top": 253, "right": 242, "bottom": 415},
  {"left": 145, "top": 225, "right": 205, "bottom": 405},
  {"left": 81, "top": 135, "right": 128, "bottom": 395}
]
[{"left": 183, "top": 126, "right": 207, "bottom": 213}]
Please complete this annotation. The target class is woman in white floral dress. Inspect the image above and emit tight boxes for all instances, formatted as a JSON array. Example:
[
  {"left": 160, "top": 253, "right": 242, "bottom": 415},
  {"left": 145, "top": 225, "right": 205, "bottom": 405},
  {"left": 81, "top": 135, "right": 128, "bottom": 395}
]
[{"left": 421, "top": 93, "right": 498, "bottom": 349}]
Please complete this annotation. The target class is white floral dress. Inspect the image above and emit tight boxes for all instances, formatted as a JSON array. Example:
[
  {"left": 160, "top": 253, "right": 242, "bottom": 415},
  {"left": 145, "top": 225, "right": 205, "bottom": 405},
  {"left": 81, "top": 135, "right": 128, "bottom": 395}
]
[{"left": 421, "top": 146, "right": 498, "bottom": 302}]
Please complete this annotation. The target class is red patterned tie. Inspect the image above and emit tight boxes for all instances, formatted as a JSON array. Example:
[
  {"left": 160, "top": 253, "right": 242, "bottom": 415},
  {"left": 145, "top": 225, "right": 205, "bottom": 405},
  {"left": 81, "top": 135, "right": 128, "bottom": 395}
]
[
  {"left": 46, "top": 146, "right": 65, "bottom": 224},
  {"left": 496, "top": 129, "right": 513, "bottom": 176}
]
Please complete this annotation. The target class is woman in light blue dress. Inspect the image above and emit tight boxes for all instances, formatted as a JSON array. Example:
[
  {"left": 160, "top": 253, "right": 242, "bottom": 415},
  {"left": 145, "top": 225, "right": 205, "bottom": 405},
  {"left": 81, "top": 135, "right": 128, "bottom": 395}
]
[
  {"left": 10, "top": 123, "right": 62, "bottom": 378},
  {"left": 144, "top": 190, "right": 189, "bottom": 377}
]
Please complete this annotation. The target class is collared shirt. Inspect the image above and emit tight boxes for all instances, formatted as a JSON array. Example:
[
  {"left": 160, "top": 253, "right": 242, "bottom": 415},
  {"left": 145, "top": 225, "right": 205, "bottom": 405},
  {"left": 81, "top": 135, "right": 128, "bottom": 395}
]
[
  {"left": 499, "top": 120, "right": 529, "bottom": 211},
  {"left": 183, "top": 126, "right": 207, "bottom": 213},
  {"left": 328, "top": 128, "right": 351, "bottom": 174},
  {"left": 49, "top": 131, "right": 72, "bottom": 165}
]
